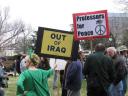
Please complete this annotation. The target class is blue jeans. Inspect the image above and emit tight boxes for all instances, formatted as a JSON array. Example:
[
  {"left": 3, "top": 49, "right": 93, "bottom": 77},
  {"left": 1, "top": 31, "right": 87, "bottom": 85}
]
[
  {"left": 108, "top": 81, "right": 124, "bottom": 96},
  {"left": 122, "top": 75, "right": 127, "bottom": 94}
]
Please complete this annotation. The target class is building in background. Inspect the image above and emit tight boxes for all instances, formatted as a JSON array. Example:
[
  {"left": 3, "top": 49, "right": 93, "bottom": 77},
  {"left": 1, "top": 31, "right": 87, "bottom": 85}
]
[
  {"left": 0, "top": 48, "right": 17, "bottom": 57},
  {"left": 108, "top": 13, "right": 128, "bottom": 46}
]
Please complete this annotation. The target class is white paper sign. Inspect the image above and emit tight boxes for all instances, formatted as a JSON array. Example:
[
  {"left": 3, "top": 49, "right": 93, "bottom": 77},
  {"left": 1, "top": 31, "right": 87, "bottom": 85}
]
[{"left": 73, "top": 10, "right": 110, "bottom": 40}]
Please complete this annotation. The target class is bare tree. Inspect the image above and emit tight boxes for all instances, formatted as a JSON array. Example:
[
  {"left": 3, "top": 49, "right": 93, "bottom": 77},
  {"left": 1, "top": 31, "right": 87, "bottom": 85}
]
[
  {"left": 117, "top": 0, "right": 128, "bottom": 12},
  {"left": 14, "top": 25, "right": 33, "bottom": 54},
  {"left": 115, "top": 0, "right": 128, "bottom": 13},
  {"left": 0, "top": 7, "right": 28, "bottom": 50}
]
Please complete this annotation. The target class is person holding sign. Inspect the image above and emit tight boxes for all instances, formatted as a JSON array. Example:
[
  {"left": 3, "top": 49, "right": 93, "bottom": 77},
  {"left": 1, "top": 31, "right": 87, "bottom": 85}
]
[
  {"left": 50, "top": 58, "right": 67, "bottom": 89},
  {"left": 83, "top": 43, "right": 115, "bottom": 96},
  {"left": 16, "top": 53, "right": 56, "bottom": 96}
]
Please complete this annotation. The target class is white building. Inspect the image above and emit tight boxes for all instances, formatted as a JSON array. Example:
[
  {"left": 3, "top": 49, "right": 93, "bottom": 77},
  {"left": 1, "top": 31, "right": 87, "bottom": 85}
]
[{"left": 0, "top": 49, "right": 17, "bottom": 57}]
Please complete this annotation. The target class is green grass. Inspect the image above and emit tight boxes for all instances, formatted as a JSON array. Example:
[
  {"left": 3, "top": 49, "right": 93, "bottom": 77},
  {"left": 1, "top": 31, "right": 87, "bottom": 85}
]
[
  {"left": 5, "top": 76, "right": 128, "bottom": 96},
  {"left": 5, "top": 77, "right": 128, "bottom": 96},
  {"left": 5, "top": 76, "right": 87, "bottom": 96},
  {"left": 5, "top": 76, "right": 18, "bottom": 96}
]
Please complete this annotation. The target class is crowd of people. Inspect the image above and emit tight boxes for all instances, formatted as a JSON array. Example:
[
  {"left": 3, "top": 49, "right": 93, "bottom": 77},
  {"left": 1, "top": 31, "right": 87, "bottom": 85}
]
[
  {"left": 84, "top": 44, "right": 128, "bottom": 96},
  {"left": 1, "top": 43, "right": 128, "bottom": 96}
]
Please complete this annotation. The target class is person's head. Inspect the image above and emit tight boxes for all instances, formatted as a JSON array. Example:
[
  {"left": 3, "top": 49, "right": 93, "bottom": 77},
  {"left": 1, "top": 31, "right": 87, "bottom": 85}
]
[
  {"left": 25, "top": 53, "right": 40, "bottom": 68},
  {"left": 40, "top": 56, "right": 44, "bottom": 61},
  {"left": 106, "top": 47, "right": 117, "bottom": 58},
  {"left": 40, "top": 56, "right": 48, "bottom": 62},
  {"left": 120, "top": 49, "right": 128, "bottom": 57},
  {"left": 95, "top": 43, "right": 105, "bottom": 52},
  {"left": 78, "top": 51, "right": 85, "bottom": 60},
  {"left": 117, "top": 45, "right": 128, "bottom": 56},
  {"left": 21, "top": 54, "right": 26, "bottom": 59}
]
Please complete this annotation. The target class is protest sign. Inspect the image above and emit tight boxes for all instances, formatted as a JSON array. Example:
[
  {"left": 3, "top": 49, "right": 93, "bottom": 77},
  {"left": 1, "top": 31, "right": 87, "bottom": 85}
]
[
  {"left": 73, "top": 10, "right": 110, "bottom": 40},
  {"left": 35, "top": 27, "right": 79, "bottom": 60}
]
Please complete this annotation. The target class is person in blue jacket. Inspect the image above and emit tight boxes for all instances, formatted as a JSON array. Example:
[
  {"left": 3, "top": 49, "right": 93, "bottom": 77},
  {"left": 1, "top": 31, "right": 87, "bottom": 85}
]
[{"left": 65, "top": 52, "right": 83, "bottom": 96}]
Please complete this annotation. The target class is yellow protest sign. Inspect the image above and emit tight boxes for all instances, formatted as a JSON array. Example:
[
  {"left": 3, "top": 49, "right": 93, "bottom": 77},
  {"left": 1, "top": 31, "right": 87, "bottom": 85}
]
[
  {"left": 35, "top": 27, "right": 79, "bottom": 60},
  {"left": 41, "top": 30, "right": 73, "bottom": 57}
]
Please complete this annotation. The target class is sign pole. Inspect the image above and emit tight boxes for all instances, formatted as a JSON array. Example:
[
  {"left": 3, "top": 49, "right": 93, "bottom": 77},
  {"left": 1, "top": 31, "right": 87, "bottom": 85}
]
[
  {"left": 53, "top": 58, "right": 59, "bottom": 96},
  {"left": 55, "top": 59, "right": 60, "bottom": 96},
  {"left": 90, "top": 39, "right": 93, "bottom": 53}
]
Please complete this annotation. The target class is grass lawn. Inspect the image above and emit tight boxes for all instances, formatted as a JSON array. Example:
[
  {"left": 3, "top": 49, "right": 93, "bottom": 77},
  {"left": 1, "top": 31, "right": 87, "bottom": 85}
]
[
  {"left": 5, "top": 76, "right": 17, "bottom": 96},
  {"left": 5, "top": 76, "right": 128, "bottom": 96},
  {"left": 5, "top": 76, "right": 87, "bottom": 96}
]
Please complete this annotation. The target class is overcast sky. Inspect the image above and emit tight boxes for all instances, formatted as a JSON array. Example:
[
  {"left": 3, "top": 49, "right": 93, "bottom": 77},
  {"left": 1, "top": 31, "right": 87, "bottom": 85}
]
[{"left": 0, "top": 0, "right": 123, "bottom": 31}]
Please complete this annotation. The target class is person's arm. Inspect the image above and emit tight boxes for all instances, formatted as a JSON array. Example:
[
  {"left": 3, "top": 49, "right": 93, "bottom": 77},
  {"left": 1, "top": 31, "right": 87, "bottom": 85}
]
[
  {"left": 42, "top": 63, "right": 57, "bottom": 78},
  {"left": 46, "top": 68, "right": 54, "bottom": 78},
  {"left": 107, "top": 58, "right": 115, "bottom": 83},
  {"left": 114, "top": 59, "right": 127, "bottom": 85},
  {"left": 16, "top": 73, "right": 25, "bottom": 95}
]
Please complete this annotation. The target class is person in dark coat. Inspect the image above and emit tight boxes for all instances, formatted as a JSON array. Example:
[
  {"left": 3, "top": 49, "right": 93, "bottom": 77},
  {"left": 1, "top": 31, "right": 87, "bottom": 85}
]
[
  {"left": 16, "top": 55, "right": 22, "bottom": 75},
  {"left": 119, "top": 48, "right": 128, "bottom": 95},
  {"left": 107, "top": 47, "right": 127, "bottom": 96},
  {"left": 83, "top": 43, "right": 115, "bottom": 96}
]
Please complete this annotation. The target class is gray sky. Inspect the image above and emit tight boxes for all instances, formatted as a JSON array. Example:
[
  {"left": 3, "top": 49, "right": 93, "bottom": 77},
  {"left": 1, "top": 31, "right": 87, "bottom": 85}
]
[{"left": 0, "top": 0, "right": 122, "bottom": 31}]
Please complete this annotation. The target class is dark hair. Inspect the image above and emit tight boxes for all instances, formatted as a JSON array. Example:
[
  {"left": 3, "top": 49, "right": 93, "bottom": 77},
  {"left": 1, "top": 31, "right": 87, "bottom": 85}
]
[
  {"left": 95, "top": 43, "right": 105, "bottom": 52},
  {"left": 38, "top": 57, "right": 50, "bottom": 70},
  {"left": 77, "top": 51, "right": 83, "bottom": 59},
  {"left": 17, "top": 55, "right": 21, "bottom": 60}
]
